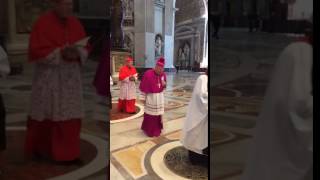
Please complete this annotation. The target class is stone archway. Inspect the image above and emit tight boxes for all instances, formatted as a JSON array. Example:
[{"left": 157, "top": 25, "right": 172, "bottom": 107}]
[{"left": 174, "top": 0, "right": 208, "bottom": 71}]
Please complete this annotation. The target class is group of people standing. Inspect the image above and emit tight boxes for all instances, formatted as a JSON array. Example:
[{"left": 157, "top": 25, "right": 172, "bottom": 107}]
[
  {"left": 0, "top": 0, "right": 110, "bottom": 165},
  {"left": 25, "top": 0, "right": 90, "bottom": 163},
  {"left": 0, "top": 0, "right": 209, "bottom": 174},
  {"left": 117, "top": 55, "right": 209, "bottom": 164},
  {"left": 0, "top": 0, "right": 208, "bottom": 168},
  {"left": 117, "top": 56, "right": 167, "bottom": 137}
]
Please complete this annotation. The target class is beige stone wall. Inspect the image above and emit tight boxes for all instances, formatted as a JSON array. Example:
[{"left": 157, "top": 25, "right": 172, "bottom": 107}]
[{"left": 0, "top": 0, "right": 8, "bottom": 33}]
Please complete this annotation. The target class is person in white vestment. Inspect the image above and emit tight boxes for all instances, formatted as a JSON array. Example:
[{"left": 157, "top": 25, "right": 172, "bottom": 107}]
[
  {"left": 240, "top": 21, "right": 313, "bottom": 180},
  {"left": 181, "top": 72, "right": 208, "bottom": 165}
]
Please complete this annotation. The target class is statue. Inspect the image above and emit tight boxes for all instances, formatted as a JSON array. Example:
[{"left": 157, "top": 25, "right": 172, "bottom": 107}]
[
  {"left": 124, "top": 34, "right": 133, "bottom": 52},
  {"left": 178, "top": 47, "right": 186, "bottom": 67},
  {"left": 183, "top": 43, "right": 190, "bottom": 64},
  {"left": 155, "top": 34, "right": 163, "bottom": 57},
  {"left": 177, "top": 48, "right": 183, "bottom": 66},
  {"left": 123, "top": 0, "right": 133, "bottom": 19}
]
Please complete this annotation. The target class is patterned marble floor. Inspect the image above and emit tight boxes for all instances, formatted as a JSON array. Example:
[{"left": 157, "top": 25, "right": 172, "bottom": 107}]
[
  {"left": 0, "top": 60, "right": 108, "bottom": 180},
  {"left": 110, "top": 71, "right": 210, "bottom": 180},
  {"left": 211, "top": 28, "right": 296, "bottom": 180}
]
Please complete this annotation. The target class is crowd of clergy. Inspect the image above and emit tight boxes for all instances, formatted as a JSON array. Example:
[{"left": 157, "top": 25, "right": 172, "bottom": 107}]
[{"left": 0, "top": 0, "right": 313, "bottom": 179}]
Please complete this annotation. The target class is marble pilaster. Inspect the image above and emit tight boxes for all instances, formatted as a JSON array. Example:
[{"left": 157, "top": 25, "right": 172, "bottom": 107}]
[
  {"left": 6, "top": 0, "right": 30, "bottom": 72},
  {"left": 134, "top": 0, "right": 176, "bottom": 71},
  {"left": 163, "top": 0, "right": 175, "bottom": 69}
]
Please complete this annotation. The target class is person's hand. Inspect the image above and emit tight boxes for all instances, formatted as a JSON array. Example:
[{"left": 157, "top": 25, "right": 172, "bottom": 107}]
[
  {"left": 161, "top": 80, "right": 166, "bottom": 87},
  {"left": 62, "top": 46, "right": 80, "bottom": 62},
  {"left": 141, "top": 100, "right": 146, "bottom": 105},
  {"left": 129, "top": 76, "right": 135, "bottom": 81}
]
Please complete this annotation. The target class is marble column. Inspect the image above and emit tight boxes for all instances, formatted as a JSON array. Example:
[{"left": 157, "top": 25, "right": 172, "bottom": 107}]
[
  {"left": 190, "top": 37, "right": 195, "bottom": 67},
  {"left": 163, "top": 0, "right": 175, "bottom": 70},
  {"left": 134, "top": 0, "right": 154, "bottom": 68},
  {"left": 111, "top": 0, "right": 124, "bottom": 49},
  {"left": 6, "top": 0, "right": 30, "bottom": 74},
  {"left": 111, "top": 0, "right": 131, "bottom": 81},
  {"left": 6, "top": 0, "right": 29, "bottom": 54},
  {"left": 134, "top": 0, "right": 176, "bottom": 71}
]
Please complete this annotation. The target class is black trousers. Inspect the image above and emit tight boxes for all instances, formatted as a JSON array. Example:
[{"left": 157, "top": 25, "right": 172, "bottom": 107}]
[
  {"left": 188, "top": 147, "right": 208, "bottom": 166},
  {"left": 0, "top": 94, "right": 6, "bottom": 150}
]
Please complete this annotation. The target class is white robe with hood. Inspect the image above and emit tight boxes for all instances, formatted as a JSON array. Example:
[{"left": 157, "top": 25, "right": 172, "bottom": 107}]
[
  {"left": 241, "top": 42, "right": 313, "bottom": 180},
  {"left": 181, "top": 74, "right": 208, "bottom": 154}
]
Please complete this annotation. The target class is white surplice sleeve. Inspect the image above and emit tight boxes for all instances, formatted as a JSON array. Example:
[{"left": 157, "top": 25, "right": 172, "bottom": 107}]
[
  {"left": 38, "top": 48, "right": 62, "bottom": 65},
  {"left": 287, "top": 43, "right": 313, "bottom": 152},
  {"left": 76, "top": 46, "right": 89, "bottom": 65}
]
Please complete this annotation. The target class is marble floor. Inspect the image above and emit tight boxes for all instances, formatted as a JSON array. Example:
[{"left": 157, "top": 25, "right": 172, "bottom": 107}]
[
  {"left": 0, "top": 60, "right": 108, "bottom": 180},
  {"left": 211, "top": 28, "right": 296, "bottom": 179},
  {"left": 0, "top": 28, "right": 299, "bottom": 179},
  {"left": 110, "top": 71, "right": 209, "bottom": 180}
]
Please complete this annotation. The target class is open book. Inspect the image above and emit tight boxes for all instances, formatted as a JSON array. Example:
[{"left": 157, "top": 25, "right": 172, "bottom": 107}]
[{"left": 74, "top": 36, "right": 91, "bottom": 47}]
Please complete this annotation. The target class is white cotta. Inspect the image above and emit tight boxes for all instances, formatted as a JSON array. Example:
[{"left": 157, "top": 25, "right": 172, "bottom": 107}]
[
  {"left": 241, "top": 42, "right": 313, "bottom": 180},
  {"left": 110, "top": 76, "right": 113, "bottom": 86},
  {"left": 181, "top": 75, "right": 208, "bottom": 154},
  {"left": 29, "top": 47, "right": 88, "bottom": 122},
  {"left": 119, "top": 73, "right": 137, "bottom": 100},
  {"left": 141, "top": 92, "right": 165, "bottom": 116}
]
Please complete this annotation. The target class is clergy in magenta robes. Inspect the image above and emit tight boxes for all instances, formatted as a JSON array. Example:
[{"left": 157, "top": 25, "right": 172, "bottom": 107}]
[
  {"left": 93, "top": 37, "right": 111, "bottom": 105},
  {"left": 181, "top": 72, "right": 208, "bottom": 164},
  {"left": 139, "top": 58, "right": 167, "bottom": 137},
  {"left": 25, "top": 0, "right": 89, "bottom": 162},
  {"left": 118, "top": 57, "right": 138, "bottom": 113}
]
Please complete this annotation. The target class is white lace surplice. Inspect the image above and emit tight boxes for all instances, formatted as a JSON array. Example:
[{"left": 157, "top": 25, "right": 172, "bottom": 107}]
[{"left": 29, "top": 48, "right": 88, "bottom": 122}]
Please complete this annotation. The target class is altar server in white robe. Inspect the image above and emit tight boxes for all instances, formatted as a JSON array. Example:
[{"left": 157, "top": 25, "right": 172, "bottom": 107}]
[
  {"left": 181, "top": 73, "right": 208, "bottom": 163},
  {"left": 241, "top": 23, "right": 313, "bottom": 180}
]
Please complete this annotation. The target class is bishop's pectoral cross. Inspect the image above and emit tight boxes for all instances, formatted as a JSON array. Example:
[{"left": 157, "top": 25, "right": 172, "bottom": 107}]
[
  {"left": 158, "top": 76, "right": 161, "bottom": 88},
  {"left": 159, "top": 76, "right": 164, "bottom": 88}
]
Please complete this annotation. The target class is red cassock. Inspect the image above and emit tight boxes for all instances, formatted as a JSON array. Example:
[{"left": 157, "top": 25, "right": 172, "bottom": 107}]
[
  {"left": 25, "top": 11, "right": 88, "bottom": 161},
  {"left": 118, "top": 65, "right": 137, "bottom": 113}
]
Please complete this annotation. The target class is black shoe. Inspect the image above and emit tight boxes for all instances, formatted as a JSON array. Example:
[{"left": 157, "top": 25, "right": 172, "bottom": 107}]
[
  {"left": 56, "top": 159, "right": 84, "bottom": 166},
  {"left": 70, "top": 159, "right": 84, "bottom": 166},
  {"left": 32, "top": 152, "right": 45, "bottom": 162}
]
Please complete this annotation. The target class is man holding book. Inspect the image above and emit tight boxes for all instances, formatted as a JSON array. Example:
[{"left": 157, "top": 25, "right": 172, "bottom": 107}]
[{"left": 25, "top": 0, "right": 90, "bottom": 163}]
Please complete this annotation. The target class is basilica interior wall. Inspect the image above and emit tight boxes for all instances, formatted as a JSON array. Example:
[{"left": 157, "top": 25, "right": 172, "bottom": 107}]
[
  {"left": 174, "top": 0, "right": 207, "bottom": 70},
  {"left": 288, "top": 0, "right": 312, "bottom": 20},
  {"left": 2, "top": 0, "right": 109, "bottom": 74},
  {"left": 0, "top": 0, "right": 7, "bottom": 34},
  {"left": 175, "top": 0, "right": 205, "bottom": 24},
  {"left": 0, "top": 0, "right": 8, "bottom": 48},
  {"left": 212, "top": 0, "right": 311, "bottom": 33}
]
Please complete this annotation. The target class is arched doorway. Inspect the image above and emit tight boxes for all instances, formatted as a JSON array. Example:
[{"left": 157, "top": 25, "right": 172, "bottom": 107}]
[{"left": 174, "top": 0, "right": 208, "bottom": 72}]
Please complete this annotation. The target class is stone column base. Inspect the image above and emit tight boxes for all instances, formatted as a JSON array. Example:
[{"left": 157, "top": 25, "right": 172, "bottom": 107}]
[{"left": 6, "top": 41, "right": 28, "bottom": 75}]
